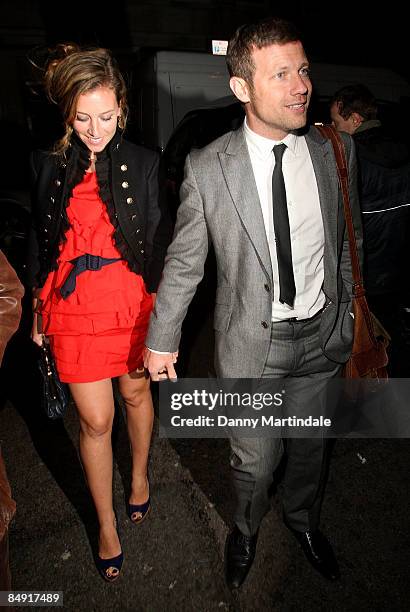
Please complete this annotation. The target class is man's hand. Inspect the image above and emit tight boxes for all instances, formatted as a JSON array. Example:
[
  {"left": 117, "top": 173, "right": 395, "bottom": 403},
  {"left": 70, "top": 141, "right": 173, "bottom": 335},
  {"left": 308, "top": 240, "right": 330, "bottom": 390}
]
[{"left": 144, "top": 348, "right": 178, "bottom": 381}]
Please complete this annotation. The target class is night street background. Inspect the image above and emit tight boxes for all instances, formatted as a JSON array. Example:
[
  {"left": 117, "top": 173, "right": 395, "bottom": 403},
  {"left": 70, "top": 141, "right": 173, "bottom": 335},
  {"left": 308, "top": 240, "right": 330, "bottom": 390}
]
[{"left": 1, "top": 1, "right": 410, "bottom": 610}]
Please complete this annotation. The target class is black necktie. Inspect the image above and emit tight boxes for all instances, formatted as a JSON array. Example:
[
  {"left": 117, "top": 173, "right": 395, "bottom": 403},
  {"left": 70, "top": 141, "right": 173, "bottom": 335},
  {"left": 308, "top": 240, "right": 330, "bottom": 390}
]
[{"left": 272, "top": 143, "right": 296, "bottom": 307}]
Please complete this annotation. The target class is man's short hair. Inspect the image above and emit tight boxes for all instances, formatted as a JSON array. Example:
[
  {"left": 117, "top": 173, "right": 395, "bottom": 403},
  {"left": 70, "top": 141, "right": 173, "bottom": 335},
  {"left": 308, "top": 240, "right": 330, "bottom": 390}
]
[
  {"left": 331, "top": 84, "right": 378, "bottom": 121},
  {"left": 226, "top": 17, "right": 302, "bottom": 86}
]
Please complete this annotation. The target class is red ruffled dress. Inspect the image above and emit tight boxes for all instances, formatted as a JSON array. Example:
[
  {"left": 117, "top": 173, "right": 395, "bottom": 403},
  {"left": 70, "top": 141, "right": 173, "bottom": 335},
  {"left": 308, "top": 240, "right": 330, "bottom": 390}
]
[{"left": 39, "top": 171, "right": 153, "bottom": 383}]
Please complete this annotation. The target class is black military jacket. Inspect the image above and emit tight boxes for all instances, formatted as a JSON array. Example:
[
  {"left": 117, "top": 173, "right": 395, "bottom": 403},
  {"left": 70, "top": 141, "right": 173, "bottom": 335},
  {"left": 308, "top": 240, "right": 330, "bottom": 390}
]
[{"left": 27, "top": 130, "right": 172, "bottom": 292}]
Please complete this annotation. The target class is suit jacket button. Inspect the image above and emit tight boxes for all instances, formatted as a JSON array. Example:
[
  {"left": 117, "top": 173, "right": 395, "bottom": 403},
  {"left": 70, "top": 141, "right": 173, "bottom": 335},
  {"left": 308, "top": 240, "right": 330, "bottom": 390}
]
[
  {"left": 122, "top": 181, "right": 129, "bottom": 188},
  {"left": 127, "top": 197, "right": 133, "bottom": 204},
  {"left": 264, "top": 284, "right": 270, "bottom": 292},
  {"left": 121, "top": 164, "right": 128, "bottom": 171},
  {"left": 261, "top": 321, "right": 269, "bottom": 328}
]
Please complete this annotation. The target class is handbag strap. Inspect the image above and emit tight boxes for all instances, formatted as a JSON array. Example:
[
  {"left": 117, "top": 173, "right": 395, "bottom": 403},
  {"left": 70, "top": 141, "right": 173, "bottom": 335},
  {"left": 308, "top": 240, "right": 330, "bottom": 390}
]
[{"left": 316, "top": 124, "right": 364, "bottom": 297}]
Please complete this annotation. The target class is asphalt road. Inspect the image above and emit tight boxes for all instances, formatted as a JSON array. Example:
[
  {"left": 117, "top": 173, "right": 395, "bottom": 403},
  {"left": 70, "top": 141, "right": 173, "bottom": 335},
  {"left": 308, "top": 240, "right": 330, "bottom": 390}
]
[{"left": 1, "top": 290, "right": 410, "bottom": 611}]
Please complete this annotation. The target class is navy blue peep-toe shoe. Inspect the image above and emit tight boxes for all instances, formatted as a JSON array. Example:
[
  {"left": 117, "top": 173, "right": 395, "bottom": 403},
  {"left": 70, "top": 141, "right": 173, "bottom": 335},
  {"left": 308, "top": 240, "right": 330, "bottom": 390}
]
[
  {"left": 96, "top": 550, "right": 124, "bottom": 582},
  {"left": 127, "top": 497, "right": 150, "bottom": 525},
  {"left": 96, "top": 517, "right": 123, "bottom": 582}
]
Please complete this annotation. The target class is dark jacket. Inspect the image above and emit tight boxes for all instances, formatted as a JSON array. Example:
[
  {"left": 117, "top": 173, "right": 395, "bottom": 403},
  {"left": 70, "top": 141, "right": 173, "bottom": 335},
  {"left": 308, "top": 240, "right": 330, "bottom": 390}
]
[
  {"left": 27, "top": 130, "right": 172, "bottom": 292},
  {"left": 353, "top": 121, "right": 410, "bottom": 295}
]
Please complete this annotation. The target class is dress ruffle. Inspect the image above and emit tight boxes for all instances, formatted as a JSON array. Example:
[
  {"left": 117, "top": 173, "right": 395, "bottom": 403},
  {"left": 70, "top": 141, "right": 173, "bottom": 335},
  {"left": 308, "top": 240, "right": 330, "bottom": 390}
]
[{"left": 39, "top": 171, "right": 152, "bottom": 382}]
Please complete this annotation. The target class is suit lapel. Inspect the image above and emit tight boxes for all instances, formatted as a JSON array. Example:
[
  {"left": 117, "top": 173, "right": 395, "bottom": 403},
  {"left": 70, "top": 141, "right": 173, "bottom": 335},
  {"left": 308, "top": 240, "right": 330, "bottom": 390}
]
[
  {"left": 306, "top": 128, "right": 340, "bottom": 295},
  {"left": 218, "top": 127, "right": 273, "bottom": 284},
  {"left": 216, "top": 126, "right": 342, "bottom": 291}
]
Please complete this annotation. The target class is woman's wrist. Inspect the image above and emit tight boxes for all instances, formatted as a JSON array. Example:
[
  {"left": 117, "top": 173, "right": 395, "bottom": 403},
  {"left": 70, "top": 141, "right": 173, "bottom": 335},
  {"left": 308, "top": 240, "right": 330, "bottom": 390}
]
[{"left": 32, "top": 295, "right": 43, "bottom": 315}]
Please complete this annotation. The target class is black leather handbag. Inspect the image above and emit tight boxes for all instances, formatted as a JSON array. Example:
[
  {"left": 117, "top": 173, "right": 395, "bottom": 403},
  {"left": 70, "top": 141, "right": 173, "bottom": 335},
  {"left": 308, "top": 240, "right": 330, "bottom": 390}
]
[{"left": 38, "top": 337, "right": 69, "bottom": 419}]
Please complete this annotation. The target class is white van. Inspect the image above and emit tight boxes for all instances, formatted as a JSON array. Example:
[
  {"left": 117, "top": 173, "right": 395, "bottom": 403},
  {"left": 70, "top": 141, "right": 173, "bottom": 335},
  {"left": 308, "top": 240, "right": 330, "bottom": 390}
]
[
  {"left": 131, "top": 51, "right": 230, "bottom": 151},
  {"left": 130, "top": 50, "right": 410, "bottom": 152}
]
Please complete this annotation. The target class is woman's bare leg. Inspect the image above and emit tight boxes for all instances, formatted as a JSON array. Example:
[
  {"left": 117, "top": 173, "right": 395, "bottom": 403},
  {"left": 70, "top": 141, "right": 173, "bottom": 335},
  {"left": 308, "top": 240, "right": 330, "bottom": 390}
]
[
  {"left": 118, "top": 369, "right": 153, "bottom": 505},
  {"left": 69, "top": 379, "right": 120, "bottom": 559}
]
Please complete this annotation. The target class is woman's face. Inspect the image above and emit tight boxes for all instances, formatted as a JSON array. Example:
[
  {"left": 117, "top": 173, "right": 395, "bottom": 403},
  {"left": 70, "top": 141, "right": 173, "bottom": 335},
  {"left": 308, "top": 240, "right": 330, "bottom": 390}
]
[{"left": 72, "top": 85, "right": 120, "bottom": 154}]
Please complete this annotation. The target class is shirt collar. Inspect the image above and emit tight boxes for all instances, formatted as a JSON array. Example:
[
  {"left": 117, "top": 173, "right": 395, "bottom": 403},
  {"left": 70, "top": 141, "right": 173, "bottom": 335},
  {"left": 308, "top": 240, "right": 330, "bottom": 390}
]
[{"left": 244, "top": 118, "right": 299, "bottom": 159}]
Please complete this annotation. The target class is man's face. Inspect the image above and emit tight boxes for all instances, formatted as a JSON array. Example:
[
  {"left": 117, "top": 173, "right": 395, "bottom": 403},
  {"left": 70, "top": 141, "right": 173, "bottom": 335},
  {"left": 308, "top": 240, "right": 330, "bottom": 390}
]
[
  {"left": 330, "top": 101, "right": 356, "bottom": 134},
  {"left": 230, "top": 41, "right": 311, "bottom": 140}
]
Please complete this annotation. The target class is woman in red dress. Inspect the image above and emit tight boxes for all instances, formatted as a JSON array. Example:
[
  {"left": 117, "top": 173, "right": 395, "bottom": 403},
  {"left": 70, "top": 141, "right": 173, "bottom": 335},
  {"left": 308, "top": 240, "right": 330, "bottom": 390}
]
[{"left": 28, "top": 44, "right": 172, "bottom": 581}]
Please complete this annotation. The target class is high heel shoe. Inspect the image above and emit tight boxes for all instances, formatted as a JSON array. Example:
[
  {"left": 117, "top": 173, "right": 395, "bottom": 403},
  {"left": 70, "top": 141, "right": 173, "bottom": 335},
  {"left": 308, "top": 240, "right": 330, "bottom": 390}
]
[
  {"left": 96, "top": 551, "right": 124, "bottom": 582},
  {"left": 128, "top": 477, "right": 151, "bottom": 525},
  {"left": 96, "top": 519, "right": 123, "bottom": 582},
  {"left": 127, "top": 497, "right": 150, "bottom": 525}
]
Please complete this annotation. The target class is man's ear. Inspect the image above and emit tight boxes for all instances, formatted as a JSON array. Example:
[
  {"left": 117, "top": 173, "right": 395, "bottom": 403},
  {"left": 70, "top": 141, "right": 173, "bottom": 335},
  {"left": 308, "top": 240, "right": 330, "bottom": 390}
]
[{"left": 229, "top": 76, "right": 251, "bottom": 104}]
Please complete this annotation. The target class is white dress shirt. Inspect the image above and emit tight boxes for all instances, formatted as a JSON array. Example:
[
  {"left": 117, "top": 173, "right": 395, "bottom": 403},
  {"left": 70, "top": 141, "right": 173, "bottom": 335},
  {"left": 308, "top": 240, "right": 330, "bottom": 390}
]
[{"left": 244, "top": 119, "right": 326, "bottom": 321}]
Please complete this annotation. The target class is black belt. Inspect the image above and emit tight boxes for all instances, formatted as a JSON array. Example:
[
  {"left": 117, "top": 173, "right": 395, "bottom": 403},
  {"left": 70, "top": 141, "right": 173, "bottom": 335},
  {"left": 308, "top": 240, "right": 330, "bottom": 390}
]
[{"left": 60, "top": 254, "right": 121, "bottom": 299}]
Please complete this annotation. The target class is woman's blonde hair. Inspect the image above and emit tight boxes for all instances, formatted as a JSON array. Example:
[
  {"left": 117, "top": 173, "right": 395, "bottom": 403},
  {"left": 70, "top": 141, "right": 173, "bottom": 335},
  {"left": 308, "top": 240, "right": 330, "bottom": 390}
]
[{"left": 43, "top": 43, "right": 128, "bottom": 154}]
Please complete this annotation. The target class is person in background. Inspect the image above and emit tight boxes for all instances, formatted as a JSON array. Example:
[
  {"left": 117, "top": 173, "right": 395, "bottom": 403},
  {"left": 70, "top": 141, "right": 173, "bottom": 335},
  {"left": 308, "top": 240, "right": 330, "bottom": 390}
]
[
  {"left": 330, "top": 84, "right": 410, "bottom": 375},
  {"left": 145, "top": 17, "right": 362, "bottom": 588},
  {"left": 0, "top": 249, "right": 24, "bottom": 590},
  {"left": 27, "top": 43, "right": 171, "bottom": 581}
]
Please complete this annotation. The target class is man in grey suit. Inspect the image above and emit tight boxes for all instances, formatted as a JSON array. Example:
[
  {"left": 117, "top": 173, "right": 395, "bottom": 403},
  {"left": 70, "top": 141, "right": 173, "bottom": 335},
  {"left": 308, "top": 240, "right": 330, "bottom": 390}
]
[{"left": 145, "top": 17, "right": 362, "bottom": 587}]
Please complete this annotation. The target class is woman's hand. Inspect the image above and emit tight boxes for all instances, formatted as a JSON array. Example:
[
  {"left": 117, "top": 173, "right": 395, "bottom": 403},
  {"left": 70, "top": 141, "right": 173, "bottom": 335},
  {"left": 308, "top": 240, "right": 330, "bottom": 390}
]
[
  {"left": 31, "top": 295, "right": 43, "bottom": 346},
  {"left": 31, "top": 313, "right": 43, "bottom": 346}
]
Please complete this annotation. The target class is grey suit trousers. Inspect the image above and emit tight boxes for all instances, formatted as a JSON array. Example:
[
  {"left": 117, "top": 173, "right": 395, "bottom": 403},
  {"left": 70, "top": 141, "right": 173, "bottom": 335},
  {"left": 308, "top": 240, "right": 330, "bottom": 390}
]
[{"left": 229, "top": 311, "right": 341, "bottom": 535}]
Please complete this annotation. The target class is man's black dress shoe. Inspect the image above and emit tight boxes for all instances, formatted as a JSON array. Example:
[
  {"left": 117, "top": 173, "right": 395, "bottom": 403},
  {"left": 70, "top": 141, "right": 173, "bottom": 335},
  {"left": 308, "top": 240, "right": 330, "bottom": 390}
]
[
  {"left": 290, "top": 528, "right": 340, "bottom": 580},
  {"left": 225, "top": 525, "right": 258, "bottom": 589}
]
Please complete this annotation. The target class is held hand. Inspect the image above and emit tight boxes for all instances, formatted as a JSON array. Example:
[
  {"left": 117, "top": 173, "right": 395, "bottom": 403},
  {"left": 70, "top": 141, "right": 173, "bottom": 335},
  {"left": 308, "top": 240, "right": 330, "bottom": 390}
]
[{"left": 144, "top": 348, "right": 178, "bottom": 382}]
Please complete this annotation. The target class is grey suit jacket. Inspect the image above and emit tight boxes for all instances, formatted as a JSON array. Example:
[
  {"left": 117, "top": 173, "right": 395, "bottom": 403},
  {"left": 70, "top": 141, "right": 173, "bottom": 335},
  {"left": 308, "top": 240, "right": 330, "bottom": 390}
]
[{"left": 146, "top": 125, "right": 362, "bottom": 378}]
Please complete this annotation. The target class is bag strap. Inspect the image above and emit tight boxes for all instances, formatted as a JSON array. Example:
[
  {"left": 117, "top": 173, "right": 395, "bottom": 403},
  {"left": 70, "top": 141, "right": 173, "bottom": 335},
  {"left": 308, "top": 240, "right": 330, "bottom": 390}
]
[{"left": 315, "top": 124, "right": 364, "bottom": 297}]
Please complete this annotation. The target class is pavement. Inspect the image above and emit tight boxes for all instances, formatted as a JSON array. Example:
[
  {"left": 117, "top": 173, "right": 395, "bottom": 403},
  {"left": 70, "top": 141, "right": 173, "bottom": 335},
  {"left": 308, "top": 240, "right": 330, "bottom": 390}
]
[{"left": 1, "top": 295, "right": 410, "bottom": 611}]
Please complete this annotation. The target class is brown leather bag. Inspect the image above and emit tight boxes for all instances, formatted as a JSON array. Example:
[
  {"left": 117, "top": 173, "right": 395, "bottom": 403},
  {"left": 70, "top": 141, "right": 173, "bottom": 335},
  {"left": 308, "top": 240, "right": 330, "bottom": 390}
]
[
  {"left": 0, "top": 249, "right": 24, "bottom": 365},
  {"left": 0, "top": 449, "right": 15, "bottom": 543},
  {"left": 316, "top": 125, "right": 389, "bottom": 379}
]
